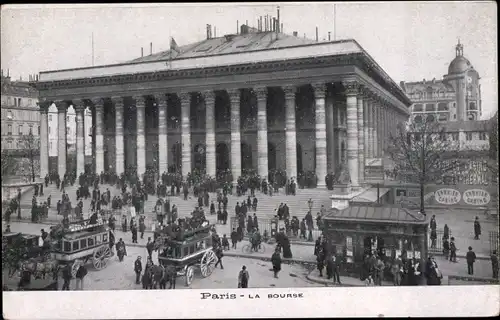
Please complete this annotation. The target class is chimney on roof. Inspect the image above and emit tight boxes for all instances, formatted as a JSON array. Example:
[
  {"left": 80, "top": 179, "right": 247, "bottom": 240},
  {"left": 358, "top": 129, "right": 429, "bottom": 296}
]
[
  {"left": 281, "top": 23, "right": 283, "bottom": 33},
  {"left": 277, "top": 6, "right": 280, "bottom": 32},
  {"left": 328, "top": 32, "right": 331, "bottom": 41},
  {"left": 237, "top": 20, "right": 239, "bottom": 34},
  {"left": 293, "top": 31, "right": 298, "bottom": 37},
  {"left": 246, "top": 20, "right": 248, "bottom": 27},
  {"left": 150, "top": 42, "right": 153, "bottom": 55},
  {"left": 316, "top": 27, "right": 319, "bottom": 42},
  {"left": 206, "top": 24, "right": 211, "bottom": 39},
  {"left": 260, "top": 16, "right": 262, "bottom": 31},
  {"left": 423, "top": 78, "right": 426, "bottom": 83},
  {"left": 36, "top": 75, "right": 38, "bottom": 81},
  {"left": 141, "top": 47, "right": 143, "bottom": 57}
]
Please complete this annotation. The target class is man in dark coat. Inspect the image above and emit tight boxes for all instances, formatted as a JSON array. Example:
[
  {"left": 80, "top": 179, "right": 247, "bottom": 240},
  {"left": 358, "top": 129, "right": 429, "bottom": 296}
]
[
  {"left": 473, "top": 216, "right": 481, "bottom": 240},
  {"left": 116, "top": 238, "right": 127, "bottom": 262},
  {"left": 146, "top": 237, "right": 154, "bottom": 259},
  {"left": 214, "top": 245, "right": 224, "bottom": 270},
  {"left": 62, "top": 263, "right": 72, "bottom": 290},
  {"left": 230, "top": 228, "right": 239, "bottom": 249},
  {"left": 466, "top": 246, "right": 477, "bottom": 275},
  {"left": 271, "top": 249, "right": 282, "bottom": 278},
  {"left": 134, "top": 256, "right": 143, "bottom": 284},
  {"left": 491, "top": 250, "right": 499, "bottom": 279},
  {"left": 449, "top": 237, "right": 457, "bottom": 262}
]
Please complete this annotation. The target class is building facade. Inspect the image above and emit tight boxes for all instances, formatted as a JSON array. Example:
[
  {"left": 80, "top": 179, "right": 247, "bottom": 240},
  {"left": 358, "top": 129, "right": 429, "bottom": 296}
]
[
  {"left": 33, "top": 25, "right": 412, "bottom": 187},
  {"left": 401, "top": 41, "right": 482, "bottom": 123},
  {"left": 1, "top": 71, "right": 40, "bottom": 152}
]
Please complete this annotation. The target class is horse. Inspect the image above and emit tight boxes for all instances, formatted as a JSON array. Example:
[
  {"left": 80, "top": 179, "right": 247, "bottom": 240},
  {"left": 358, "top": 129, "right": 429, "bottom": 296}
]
[
  {"left": 144, "top": 264, "right": 164, "bottom": 289},
  {"left": 160, "top": 265, "right": 177, "bottom": 289}
]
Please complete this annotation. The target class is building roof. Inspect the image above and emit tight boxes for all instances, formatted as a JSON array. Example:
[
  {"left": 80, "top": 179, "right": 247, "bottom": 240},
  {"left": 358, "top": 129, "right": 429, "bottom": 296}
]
[
  {"left": 448, "top": 55, "right": 473, "bottom": 74},
  {"left": 324, "top": 205, "right": 427, "bottom": 225},
  {"left": 1, "top": 76, "right": 38, "bottom": 98},
  {"left": 401, "top": 79, "right": 455, "bottom": 94},
  {"left": 129, "top": 30, "right": 317, "bottom": 63}
]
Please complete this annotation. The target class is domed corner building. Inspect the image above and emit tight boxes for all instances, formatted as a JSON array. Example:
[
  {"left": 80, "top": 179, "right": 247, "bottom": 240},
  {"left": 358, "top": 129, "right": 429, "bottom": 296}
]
[{"left": 31, "top": 23, "right": 412, "bottom": 186}]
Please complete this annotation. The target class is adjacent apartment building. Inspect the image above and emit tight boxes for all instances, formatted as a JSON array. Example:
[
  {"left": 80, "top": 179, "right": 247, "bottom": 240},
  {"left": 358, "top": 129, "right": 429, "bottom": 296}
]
[{"left": 1, "top": 71, "right": 40, "bottom": 153}]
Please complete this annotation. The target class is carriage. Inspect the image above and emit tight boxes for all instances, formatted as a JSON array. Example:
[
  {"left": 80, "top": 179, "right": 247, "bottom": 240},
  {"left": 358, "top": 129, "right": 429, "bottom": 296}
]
[
  {"left": 49, "top": 216, "right": 114, "bottom": 277},
  {"left": 155, "top": 222, "right": 218, "bottom": 286}
]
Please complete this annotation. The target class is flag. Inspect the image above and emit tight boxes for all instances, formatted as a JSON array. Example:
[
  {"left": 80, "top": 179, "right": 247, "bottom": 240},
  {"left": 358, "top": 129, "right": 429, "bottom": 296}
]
[{"left": 170, "top": 37, "right": 180, "bottom": 54}]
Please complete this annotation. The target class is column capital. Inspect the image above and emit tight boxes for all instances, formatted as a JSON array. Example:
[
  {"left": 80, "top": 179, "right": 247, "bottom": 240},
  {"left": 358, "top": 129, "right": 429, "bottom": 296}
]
[
  {"left": 227, "top": 88, "right": 241, "bottom": 103},
  {"left": 311, "top": 82, "right": 326, "bottom": 98},
  {"left": 91, "top": 97, "right": 104, "bottom": 106},
  {"left": 72, "top": 99, "right": 86, "bottom": 111},
  {"left": 55, "top": 101, "right": 68, "bottom": 113},
  {"left": 153, "top": 94, "right": 167, "bottom": 105},
  {"left": 111, "top": 96, "right": 124, "bottom": 107},
  {"left": 179, "top": 92, "right": 191, "bottom": 104},
  {"left": 342, "top": 80, "right": 360, "bottom": 96},
  {"left": 282, "top": 85, "right": 296, "bottom": 100},
  {"left": 38, "top": 101, "right": 51, "bottom": 113},
  {"left": 202, "top": 90, "right": 216, "bottom": 104},
  {"left": 133, "top": 95, "right": 146, "bottom": 107},
  {"left": 253, "top": 86, "right": 267, "bottom": 101}
]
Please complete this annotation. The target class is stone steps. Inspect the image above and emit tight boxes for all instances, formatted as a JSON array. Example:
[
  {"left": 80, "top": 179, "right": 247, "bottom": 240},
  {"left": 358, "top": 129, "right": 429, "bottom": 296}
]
[{"left": 22, "top": 183, "right": 332, "bottom": 223}]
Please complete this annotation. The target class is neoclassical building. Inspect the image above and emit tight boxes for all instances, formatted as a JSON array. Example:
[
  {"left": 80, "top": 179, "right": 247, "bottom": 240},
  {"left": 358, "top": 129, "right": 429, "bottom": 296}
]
[{"left": 33, "top": 25, "right": 411, "bottom": 188}]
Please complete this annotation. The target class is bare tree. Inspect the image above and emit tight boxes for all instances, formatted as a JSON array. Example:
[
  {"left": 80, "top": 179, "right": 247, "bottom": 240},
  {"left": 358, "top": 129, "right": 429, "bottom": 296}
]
[
  {"left": 386, "top": 119, "right": 469, "bottom": 215},
  {"left": 17, "top": 129, "right": 40, "bottom": 183},
  {"left": 1, "top": 150, "right": 18, "bottom": 184}
]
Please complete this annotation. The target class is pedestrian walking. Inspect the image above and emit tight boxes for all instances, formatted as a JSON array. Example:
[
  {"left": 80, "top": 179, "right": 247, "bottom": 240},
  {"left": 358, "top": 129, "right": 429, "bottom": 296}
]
[
  {"left": 491, "top": 250, "right": 499, "bottom": 279},
  {"left": 75, "top": 263, "right": 88, "bottom": 290},
  {"left": 230, "top": 228, "right": 238, "bottom": 249},
  {"left": 221, "top": 234, "right": 230, "bottom": 251},
  {"left": 473, "top": 216, "right": 481, "bottom": 240},
  {"left": 134, "top": 256, "right": 143, "bottom": 284},
  {"left": 61, "top": 264, "right": 72, "bottom": 291},
  {"left": 214, "top": 245, "right": 224, "bottom": 270},
  {"left": 449, "top": 237, "right": 457, "bottom": 263},
  {"left": 238, "top": 265, "right": 249, "bottom": 288},
  {"left": 116, "top": 238, "right": 127, "bottom": 262},
  {"left": 146, "top": 237, "right": 154, "bottom": 259},
  {"left": 466, "top": 246, "right": 476, "bottom": 275},
  {"left": 271, "top": 249, "right": 282, "bottom": 278}
]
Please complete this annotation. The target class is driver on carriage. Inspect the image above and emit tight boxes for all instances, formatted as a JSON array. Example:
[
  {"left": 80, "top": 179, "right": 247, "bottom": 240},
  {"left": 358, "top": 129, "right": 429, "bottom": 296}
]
[{"left": 250, "top": 227, "right": 262, "bottom": 252}]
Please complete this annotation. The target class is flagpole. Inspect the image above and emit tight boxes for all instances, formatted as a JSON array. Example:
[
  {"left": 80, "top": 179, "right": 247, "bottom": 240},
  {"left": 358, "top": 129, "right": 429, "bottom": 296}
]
[
  {"left": 92, "top": 32, "right": 94, "bottom": 66},
  {"left": 333, "top": 4, "right": 337, "bottom": 41}
]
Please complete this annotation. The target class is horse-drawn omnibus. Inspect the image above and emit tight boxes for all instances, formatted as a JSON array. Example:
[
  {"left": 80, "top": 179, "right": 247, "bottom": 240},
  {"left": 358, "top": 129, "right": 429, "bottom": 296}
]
[
  {"left": 50, "top": 216, "right": 115, "bottom": 277},
  {"left": 155, "top": 220, "right": 218, "bottom": 286}
]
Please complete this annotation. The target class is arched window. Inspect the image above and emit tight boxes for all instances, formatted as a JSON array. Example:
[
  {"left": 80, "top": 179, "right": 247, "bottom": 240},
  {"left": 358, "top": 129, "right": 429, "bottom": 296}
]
[
  {"left": 438, "top": 114, "right": 448, "bottom": 122},
  {"left": 426, "top": 87, "right": 433, "bottom": 99},
  {"left": 469, "top": 102, "right": 477, "bottom": 110},
  {"left": 426, "top": 114, "right": 435, "bottom": 123},
  {"left": 413, "top": 104, "right": 423, "bottom": 112},
  {"left": 414, "top": 115, "right": 423, "bottom": 123}
]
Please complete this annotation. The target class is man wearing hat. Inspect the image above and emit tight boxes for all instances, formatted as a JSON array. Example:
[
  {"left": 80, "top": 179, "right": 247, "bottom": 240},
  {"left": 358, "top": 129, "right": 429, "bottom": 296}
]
[{"left": 134, "top": 256, "right": 142, "bottom": 284}]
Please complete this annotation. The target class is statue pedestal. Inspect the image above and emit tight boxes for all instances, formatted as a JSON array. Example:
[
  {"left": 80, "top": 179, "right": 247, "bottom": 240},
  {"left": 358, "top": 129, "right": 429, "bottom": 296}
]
[{"left": 330, "top": 185, "right": 367, "bottom": 210}]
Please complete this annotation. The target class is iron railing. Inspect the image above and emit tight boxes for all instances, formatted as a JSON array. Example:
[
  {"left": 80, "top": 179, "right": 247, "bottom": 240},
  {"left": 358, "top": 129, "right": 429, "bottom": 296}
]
[
  {"left": 490, "top": 231, "right": 499, "bottom": 255},
  {"left": 428, "top": 229, "right": 452, "bottom": 254}
]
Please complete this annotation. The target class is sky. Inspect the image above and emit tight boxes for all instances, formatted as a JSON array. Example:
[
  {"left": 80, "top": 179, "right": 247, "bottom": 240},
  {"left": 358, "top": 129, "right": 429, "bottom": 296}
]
[{"left": 1, "top": 2, "right": 497, "bottom": 119}]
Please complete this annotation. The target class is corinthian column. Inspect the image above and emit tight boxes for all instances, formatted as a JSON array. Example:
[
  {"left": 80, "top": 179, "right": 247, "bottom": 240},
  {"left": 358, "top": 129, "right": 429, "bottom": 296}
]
[
  {"left": 39, "top": 102, "right": 49, "bottom": 178},
  {"left": 283, "top": 85, "right": 297, "bottom": 180},
  {"left": 112, "top": 97, "right": 125, "bottom": 175},
  {"left": 74, "top": 100, "right": 86, "bottom": 176},
  {"left": 312, "top": 82, "right": 327, "bottom": 188},
  {"left": 92, "top": 98, "right": 105, "bottom": 174},
  {"left": 203, "top": 90, "right": 216, "bottom": 178},
  {"left": 134, "top": 96, "right": 146, "bottom": 177},
  {"left": 357, "top": 89, "right": 365, "bottom": 183},
  {"left": 179, "top": 92, "right": 192, "bottom": 178},
  {"left": 374, "top": 99, "right": 380, "bottom": 158},
  {"left": 156, "top": 94, "right": 168, "bottom": 175},
  {"left": 228, "top": 89, "right": 241, "bottom": 183},
  {"left": 56, "top": 101, "right": 67, "bottom": 178},
  {"left": 343, "top": 81, "right": 360, "bottom": 188},
  {"left": 254, "top": 86, "right": 268, "bottom": 179},
  {"left": 363, "top": 94, "right": 370, "bottom": 162}
]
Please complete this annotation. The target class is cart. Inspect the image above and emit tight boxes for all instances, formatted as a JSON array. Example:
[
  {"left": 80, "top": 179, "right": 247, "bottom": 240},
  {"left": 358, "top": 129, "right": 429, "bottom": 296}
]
[
  {"left": 50, "top": 217, "right": 114, "bottom": 277},
  {"left": 156, "top": 222, "right": 218, "bottom": 287}
]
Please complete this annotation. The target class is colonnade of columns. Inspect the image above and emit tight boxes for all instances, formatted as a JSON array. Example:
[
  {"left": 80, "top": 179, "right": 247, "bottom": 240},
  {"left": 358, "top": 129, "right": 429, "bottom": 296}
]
[{"left": 38, "top": 80, "right": 408, "bottom": 188}]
